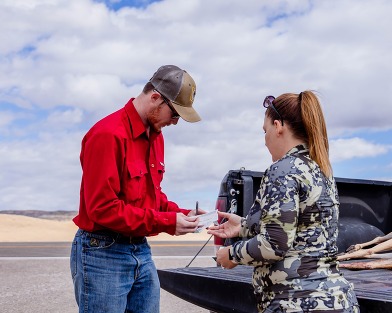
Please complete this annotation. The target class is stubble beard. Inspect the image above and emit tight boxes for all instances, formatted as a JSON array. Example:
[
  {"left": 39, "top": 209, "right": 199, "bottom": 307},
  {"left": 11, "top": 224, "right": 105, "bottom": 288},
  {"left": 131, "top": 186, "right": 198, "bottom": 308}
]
[{"left": 147, "top": 105, "right": 164, "bottom": 133}]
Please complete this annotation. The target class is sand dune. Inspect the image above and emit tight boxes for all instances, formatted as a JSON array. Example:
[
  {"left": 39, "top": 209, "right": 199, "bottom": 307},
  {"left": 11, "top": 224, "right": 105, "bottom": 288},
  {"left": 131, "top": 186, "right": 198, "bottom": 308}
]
[
  {"left": 0, "top": 214, "right": 78, "bottom": 242},
  {"left": 0, "top": 214, "right": 212, "bottom": 242}
]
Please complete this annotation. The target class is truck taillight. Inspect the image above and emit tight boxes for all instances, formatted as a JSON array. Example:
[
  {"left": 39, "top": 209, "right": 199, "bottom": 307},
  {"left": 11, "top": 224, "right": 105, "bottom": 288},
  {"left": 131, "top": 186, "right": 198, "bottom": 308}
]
[{"left": 213, "top": 196, "right": 226, "bottom": 246}]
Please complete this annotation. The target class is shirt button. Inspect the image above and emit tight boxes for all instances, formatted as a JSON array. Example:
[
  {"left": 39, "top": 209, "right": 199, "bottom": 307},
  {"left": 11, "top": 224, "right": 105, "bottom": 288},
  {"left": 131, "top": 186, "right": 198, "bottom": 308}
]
[{"left": 151, "top": 164, "right": 155, "bottom": 168}]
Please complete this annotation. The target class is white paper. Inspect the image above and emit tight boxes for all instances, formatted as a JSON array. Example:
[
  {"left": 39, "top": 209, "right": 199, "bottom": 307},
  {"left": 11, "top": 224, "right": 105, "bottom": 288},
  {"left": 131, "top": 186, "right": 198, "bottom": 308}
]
[{"left": 195, "top": 211, "right": 218, "bottom": 233}]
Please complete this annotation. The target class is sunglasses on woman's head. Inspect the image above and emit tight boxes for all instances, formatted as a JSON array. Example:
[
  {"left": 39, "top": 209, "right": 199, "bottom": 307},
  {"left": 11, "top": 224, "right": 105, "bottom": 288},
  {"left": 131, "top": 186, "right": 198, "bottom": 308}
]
[{"left": 263, "top": 95, "right": 284, "bottom": 126}]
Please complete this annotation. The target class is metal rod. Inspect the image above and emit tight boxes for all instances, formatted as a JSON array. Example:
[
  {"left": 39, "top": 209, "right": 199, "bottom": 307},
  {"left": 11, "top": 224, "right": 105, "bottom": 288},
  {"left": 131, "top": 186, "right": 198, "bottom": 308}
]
[{"left": 185, "top": 234, "right": 213, "bottom": 267}]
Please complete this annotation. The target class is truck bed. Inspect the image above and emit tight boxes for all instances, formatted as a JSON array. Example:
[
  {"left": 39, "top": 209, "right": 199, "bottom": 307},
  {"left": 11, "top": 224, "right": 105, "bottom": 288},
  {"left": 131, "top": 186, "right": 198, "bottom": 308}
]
[
  {"left": 160, "top": 174, "right": 392, "bottom": 312},
  {"left": 158, "top": 265, "right": 392, "bottom": 313}
]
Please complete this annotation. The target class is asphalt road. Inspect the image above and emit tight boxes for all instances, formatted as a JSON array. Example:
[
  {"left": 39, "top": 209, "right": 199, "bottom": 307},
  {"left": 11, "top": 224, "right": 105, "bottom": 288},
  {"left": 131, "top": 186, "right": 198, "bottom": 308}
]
[
  {"left": 0, "top": 240, "right": 215, "bottom": 258},
  {"left": 0, "top": 241, "right": 217, "bottom": 313}
]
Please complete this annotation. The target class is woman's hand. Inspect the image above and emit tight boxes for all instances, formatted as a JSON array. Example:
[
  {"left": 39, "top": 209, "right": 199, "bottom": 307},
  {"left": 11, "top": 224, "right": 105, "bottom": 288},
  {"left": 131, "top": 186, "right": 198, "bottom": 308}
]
[
  {"left": 216, "top": 246, "right": 238, "bottom": 269},
  {"left": 207, "top": 211, "right": 241, "bottom": 238}
]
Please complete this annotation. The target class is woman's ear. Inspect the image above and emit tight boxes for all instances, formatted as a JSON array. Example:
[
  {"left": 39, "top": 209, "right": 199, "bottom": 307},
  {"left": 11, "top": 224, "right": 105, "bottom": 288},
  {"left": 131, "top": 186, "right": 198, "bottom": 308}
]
[{"left": 274, "top": 119, "right": 284, "bottom": 135}]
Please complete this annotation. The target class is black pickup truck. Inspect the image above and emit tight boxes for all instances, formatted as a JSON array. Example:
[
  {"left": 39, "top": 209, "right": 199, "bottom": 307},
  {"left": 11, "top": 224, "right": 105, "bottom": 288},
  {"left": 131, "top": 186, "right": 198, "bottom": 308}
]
[{"left": 158, "top": 169, "right": 392, "bottom": 313}]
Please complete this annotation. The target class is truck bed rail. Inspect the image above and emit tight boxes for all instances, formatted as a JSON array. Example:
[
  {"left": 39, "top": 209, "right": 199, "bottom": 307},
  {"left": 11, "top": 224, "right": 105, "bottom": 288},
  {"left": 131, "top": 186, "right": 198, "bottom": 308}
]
[{"left": 158, "top": 266, "right": 392, "bottom": 313}]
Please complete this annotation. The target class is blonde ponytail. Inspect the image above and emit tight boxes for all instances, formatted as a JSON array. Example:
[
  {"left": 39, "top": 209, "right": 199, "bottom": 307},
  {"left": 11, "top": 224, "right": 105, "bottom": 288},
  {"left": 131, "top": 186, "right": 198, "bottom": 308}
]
[{"left": 300, "top": 91, "right": 332, "bottom": 177}]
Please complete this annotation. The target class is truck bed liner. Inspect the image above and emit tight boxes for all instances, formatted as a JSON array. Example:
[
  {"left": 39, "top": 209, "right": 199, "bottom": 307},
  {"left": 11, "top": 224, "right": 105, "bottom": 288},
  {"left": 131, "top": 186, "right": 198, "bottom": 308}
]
[{"left": 158, "top": 265, "right": 392, "bottom": 313}]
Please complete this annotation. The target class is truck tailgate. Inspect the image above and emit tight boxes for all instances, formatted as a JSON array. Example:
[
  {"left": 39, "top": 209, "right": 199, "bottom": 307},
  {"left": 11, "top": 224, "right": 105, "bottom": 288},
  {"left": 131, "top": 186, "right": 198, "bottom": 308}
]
[{"left": 158, "top": 266, "right": 392, "bottom": 313}]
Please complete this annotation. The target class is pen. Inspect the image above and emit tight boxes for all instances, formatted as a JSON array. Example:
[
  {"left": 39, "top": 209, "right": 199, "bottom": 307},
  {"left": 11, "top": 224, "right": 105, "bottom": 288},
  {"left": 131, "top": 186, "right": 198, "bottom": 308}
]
[{"left": 196, "top": 201, "right": 199, "bottom": 215}]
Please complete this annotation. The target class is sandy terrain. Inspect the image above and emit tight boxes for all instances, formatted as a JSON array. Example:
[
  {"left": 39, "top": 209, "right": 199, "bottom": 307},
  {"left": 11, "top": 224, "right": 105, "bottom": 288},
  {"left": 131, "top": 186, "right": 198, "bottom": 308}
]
[
  {"left": 0, "top": 214, "right": 212, "bottom": 242},
  {"left": 0, "top": 213, "right": 215, "bottom": 313}
]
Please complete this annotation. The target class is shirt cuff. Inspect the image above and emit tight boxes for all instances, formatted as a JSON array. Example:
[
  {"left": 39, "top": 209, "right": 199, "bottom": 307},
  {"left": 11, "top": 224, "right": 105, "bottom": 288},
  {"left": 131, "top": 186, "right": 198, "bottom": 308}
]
[
  {"left": 154, "top": 211, "right": 177, "bottom": 235},
  {"left": 229, "top": 244, "right": 240, "bottom": 264}
]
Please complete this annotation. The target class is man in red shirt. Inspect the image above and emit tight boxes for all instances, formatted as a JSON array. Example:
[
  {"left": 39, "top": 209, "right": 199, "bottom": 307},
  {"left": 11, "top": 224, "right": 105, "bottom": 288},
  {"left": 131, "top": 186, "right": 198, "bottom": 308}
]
[{"left": 70, "top": 65, "right": 203, "bottom": 313}]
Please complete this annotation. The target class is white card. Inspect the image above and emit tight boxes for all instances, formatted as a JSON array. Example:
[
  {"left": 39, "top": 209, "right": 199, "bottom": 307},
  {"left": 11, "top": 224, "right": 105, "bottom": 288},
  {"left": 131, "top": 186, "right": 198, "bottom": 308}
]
[{"left": 195, "top": 211, "right": 218, "bottom": 233}]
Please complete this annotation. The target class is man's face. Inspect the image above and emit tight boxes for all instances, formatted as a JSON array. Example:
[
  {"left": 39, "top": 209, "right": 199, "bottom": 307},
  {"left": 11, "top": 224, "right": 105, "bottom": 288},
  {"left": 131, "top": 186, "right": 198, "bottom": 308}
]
[{"left": 147, "top": 101, "right": 179, "bottom": 133}]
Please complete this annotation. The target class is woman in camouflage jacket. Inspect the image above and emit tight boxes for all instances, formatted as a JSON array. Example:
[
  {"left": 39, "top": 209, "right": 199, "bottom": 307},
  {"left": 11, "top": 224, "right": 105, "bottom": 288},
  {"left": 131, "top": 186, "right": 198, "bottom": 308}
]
[{"left": 208, "top": 91, "right": 359, "bottom": 313}]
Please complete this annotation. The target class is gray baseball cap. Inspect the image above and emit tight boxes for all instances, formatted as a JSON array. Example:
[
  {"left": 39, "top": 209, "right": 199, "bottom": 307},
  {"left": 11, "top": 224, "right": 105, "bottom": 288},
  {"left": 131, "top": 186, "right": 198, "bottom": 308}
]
[{"left": 149, "top": 65, "right": 201, "bottom": 123}]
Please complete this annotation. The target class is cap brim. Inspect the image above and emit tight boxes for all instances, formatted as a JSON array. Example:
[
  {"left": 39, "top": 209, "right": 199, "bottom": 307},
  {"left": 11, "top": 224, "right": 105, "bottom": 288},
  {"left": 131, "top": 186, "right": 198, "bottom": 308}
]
[{"left": 172, "top": 102, "right": 201, "bottom": 123}]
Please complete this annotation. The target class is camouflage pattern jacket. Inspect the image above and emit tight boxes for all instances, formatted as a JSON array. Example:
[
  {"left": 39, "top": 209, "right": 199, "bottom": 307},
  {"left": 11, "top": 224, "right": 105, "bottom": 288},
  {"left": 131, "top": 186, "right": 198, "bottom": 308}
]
[{"left": 230, "top": 144, "right": 359, "bottom": 312}]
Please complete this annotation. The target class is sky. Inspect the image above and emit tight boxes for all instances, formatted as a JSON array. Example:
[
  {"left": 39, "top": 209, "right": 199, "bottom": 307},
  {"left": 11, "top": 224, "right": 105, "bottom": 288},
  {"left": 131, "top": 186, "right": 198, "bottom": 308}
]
[{"left": 1, "top": 0, "right": 391, "bottom": 213}]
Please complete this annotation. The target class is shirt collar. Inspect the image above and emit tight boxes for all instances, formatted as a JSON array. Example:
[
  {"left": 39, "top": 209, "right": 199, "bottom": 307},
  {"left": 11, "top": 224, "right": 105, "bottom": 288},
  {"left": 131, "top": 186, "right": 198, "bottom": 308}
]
[
  {"left": 124, "top": 98, "right": 147, "bottom": 139},
  {"left": 286, "top": 143, "right": 309, "bottom": 156}
]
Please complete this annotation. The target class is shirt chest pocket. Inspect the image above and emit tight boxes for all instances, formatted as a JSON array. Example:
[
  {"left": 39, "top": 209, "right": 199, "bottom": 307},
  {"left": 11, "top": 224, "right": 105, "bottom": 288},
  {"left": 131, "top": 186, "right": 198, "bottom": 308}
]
[
  {"left": 157, "top": 161, "right": 165, "bottom": 182},
  {"left": 125, "top": 161, "right": 148, "bottom": 203}
]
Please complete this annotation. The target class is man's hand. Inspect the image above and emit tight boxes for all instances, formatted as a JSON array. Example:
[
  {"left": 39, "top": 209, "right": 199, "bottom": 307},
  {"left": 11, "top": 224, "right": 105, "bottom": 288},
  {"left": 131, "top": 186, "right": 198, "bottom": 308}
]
[
  {"left": 207, "top": 211, "right": 241, "bottom": 238},
  {"left": 175, "top": 213, "right": 199, "bottom": 235},
  {"left": 187, "top": 208, "right": 207, "bottom": 217}
]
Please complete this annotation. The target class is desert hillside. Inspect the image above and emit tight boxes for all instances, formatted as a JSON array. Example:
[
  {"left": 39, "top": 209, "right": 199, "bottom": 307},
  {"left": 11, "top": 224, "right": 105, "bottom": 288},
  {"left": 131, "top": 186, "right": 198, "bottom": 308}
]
[
  {"left": 0, "top": 210, "right": 77, "bottom": 221},
  {"left": 0, "top": 213, "right": 211, "bottom": 242},
  {"left": 0, "top": 214, "right": 78, "bottom": 242}
]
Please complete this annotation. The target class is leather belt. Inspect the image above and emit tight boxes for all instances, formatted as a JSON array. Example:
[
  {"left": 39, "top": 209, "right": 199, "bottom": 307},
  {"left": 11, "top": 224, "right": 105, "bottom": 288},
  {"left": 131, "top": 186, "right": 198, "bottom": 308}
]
[{"left": 93, "top": 230, "right": 146, "bottom": 245}]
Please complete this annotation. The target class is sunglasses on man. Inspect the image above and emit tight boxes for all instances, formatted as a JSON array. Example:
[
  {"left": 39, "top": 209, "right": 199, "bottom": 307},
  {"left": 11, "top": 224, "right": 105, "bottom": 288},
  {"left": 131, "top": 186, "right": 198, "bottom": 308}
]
[{"left": 154, "top": 90, "right": 180, "bottom": 119}]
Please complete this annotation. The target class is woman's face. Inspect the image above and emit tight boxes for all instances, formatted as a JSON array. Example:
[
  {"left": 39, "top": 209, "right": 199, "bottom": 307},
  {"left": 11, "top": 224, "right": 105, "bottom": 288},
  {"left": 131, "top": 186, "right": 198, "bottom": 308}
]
[{"left": 263, "top": 114, "right": 279, "bottom": 162}]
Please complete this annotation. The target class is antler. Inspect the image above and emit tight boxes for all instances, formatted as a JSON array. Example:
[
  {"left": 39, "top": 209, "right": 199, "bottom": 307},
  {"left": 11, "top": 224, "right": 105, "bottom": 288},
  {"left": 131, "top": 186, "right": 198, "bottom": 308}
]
[
  {"left": 345, "top": 232, "right": 392, "bottom": 253},
  {"left": 337, "top": 232, "right": 392, "bottom": 261}
]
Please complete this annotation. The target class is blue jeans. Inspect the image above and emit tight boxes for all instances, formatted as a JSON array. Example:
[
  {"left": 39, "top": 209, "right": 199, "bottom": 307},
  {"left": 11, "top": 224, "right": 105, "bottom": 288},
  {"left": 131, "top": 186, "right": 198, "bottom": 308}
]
[{"left": 70, "top": 229, "right": 160, "bottom": 313}]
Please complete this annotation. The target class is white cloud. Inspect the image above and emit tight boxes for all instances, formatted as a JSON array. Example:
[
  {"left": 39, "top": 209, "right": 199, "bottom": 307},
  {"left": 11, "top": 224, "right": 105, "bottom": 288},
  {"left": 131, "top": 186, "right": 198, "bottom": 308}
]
[
  {"left": 330, "top": 137, "right": 390, "bottom": 162},
  {"left": 0, "top": 132, "right": 82, "bottom": 211},
  {"left": 0, "top": 111, "right": 17, "bottom": 128},
  {"left": 0, "top": 0, "right": 392, "bottom": 211},
  {"left": 46, "top": 108, "right": 84, "bottom": 127}
]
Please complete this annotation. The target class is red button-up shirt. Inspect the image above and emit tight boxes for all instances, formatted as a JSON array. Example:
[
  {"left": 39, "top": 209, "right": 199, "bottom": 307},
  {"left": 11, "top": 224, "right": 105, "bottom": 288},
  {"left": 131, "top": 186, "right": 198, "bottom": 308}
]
[{"left": 73, "top": 99, "right": 190, "bottom": 236}]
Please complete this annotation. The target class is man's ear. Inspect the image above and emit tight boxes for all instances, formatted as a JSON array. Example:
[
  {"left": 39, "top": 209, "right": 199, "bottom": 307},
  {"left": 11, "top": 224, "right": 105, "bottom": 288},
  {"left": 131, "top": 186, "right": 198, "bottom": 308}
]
[{"left": 150, "top": 90, "right": 160, "bottom": 102}]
